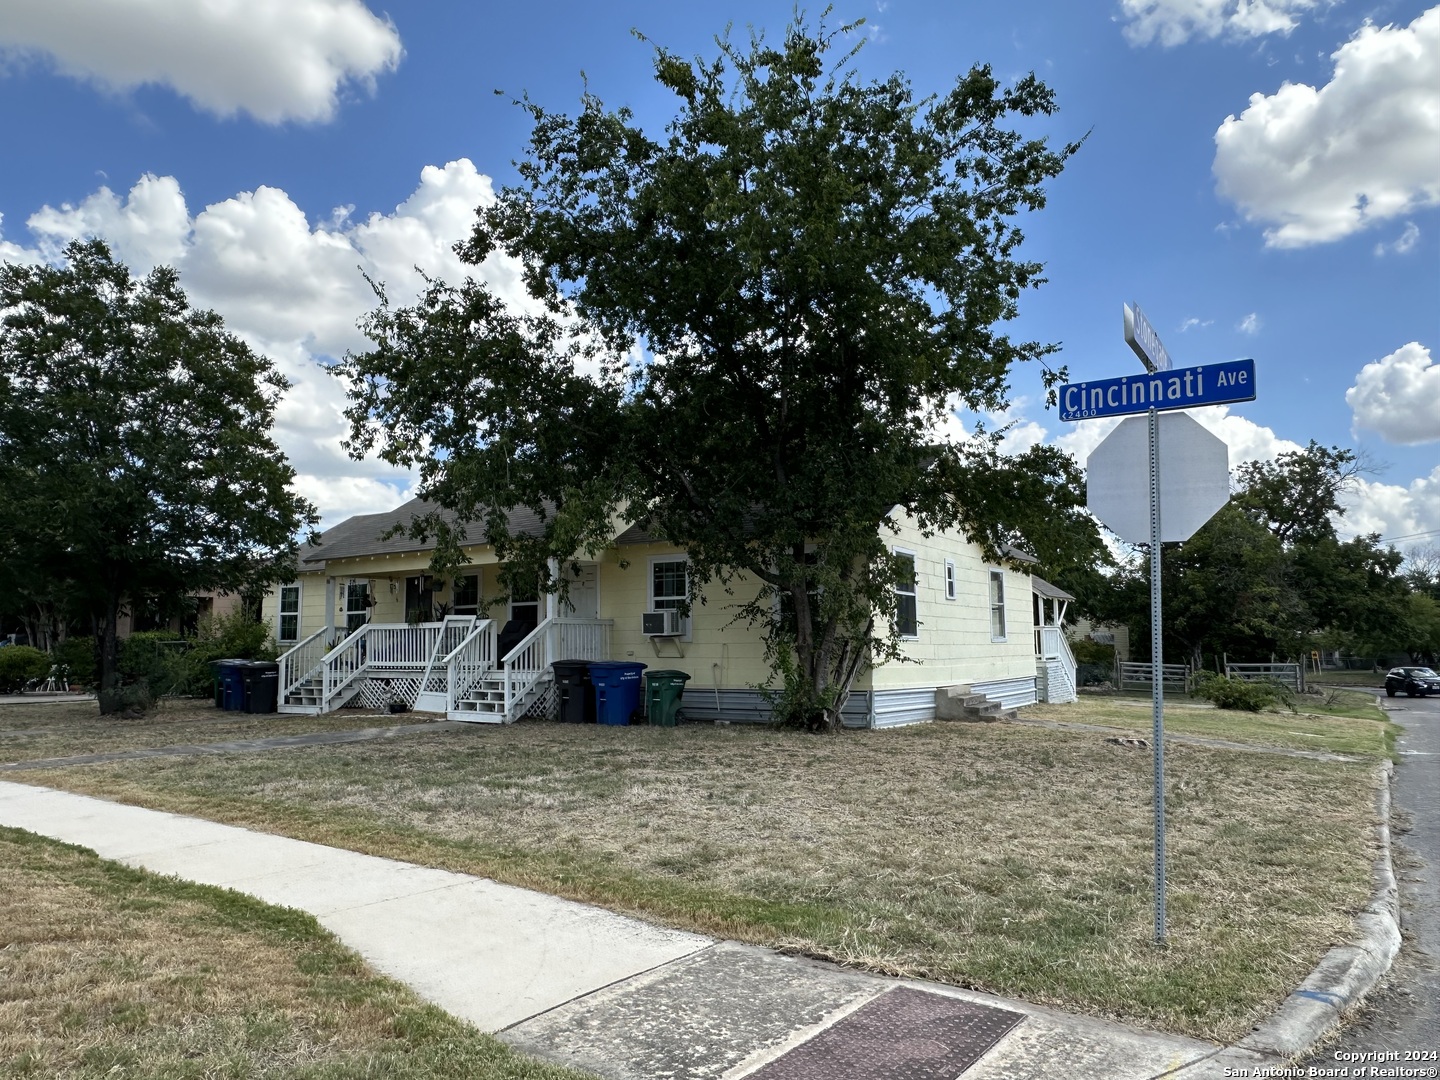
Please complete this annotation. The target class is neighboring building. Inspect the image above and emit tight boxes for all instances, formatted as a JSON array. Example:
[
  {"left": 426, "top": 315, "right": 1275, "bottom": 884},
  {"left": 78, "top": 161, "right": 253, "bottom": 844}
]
[
  {"left": 116, "top": 591, "right": 244, "bottom": 638},
  {"left": 264, "top": 498, "right": 1076, "bottom": 725}
]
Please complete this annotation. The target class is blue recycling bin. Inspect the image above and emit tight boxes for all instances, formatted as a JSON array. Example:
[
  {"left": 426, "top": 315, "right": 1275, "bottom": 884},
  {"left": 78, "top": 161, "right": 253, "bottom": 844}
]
[
  {"left": 587, "top": 661, "right": 647, "bottom": 726},
  {"left": 217, "top": 660, "right": 249, "bottom": 711}
]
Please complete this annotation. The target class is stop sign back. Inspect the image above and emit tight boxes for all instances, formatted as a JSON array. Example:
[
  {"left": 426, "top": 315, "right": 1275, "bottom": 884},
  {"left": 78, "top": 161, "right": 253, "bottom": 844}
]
[{"left": 1086, "top": 412, "right": 1230, "bottom": 544}]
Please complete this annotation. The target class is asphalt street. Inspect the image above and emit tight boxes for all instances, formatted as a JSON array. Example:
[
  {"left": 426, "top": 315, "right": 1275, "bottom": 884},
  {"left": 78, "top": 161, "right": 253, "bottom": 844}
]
[{"left": 1299, "top": 687, "right": 1439, "bottom": 1070}]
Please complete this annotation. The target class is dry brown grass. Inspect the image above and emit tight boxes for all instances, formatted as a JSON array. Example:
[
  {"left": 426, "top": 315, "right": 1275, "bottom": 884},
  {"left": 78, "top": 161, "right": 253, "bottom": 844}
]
[
  {"left": 1020, "top": 693, "right": 1392, "bottom": 756},
  {"left": 9, "top": 717, "right": 1383, "bottom": 1042},
  {"left": 0, "top": 826, "right": 594, "bottom": 1079},
  {"left": 0, "top": 698, "right": 421, "bottom": 765}
]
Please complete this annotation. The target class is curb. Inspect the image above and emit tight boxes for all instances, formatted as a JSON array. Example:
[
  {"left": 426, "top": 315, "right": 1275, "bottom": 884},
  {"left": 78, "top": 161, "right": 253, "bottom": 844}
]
[{"left": 1236, "top": 758, "right": 1400, "bottom": 1057}]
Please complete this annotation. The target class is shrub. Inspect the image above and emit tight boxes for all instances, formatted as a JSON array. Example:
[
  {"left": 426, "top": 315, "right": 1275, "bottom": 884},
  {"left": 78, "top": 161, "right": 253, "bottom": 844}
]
[
  {"left": 119, "top": 631, "right": 186, "bottom": 700},
  {"left": 0, "top": 646, "right": 53, "bottom": 693},
  {"left": 168, "top": 611, "right": 277, "bottom": 698},
  {"left": 1191, "top": 671, "right": 1295, "bottom": 712},
  {"left": 51, "top": 636, "right": 96, "bottom": 687}
]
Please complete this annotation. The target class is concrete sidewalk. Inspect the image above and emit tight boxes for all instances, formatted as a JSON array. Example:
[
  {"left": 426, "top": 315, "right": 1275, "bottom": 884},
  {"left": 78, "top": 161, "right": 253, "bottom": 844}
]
[{"left": 0, "top": 780, "right": 1300, "bottom": 1079}]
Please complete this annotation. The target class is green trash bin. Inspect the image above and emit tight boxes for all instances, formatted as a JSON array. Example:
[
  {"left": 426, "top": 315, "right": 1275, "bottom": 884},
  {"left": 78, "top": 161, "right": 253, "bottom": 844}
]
[{"left": 643, "top": 670, "right": 690, "bottom": 727}]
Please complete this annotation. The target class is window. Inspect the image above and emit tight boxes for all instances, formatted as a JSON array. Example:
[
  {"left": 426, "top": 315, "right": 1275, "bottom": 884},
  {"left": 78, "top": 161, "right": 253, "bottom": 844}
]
[
  {"left": 944, "top": 560, "right": 957, "bottom": 601},
  {"left": 989, "top": 570, "right": 1006, "bottom": 640},
  {"left": 344, "top": 581, "right": 370, "bottom": 634},
  {"left": 894, "top": 551, "right": 918, "bottom": 639},
  {"left": 650, "top": 557, "right": 689, "bottom": 634},
  {"left": 278, "top": 585, "right": 301, "bottom": 642},
  {"left": 453, "top": 574, "right": 479, "bottom": 616},
  {"left": 509, "top": 577, "right": 539, "bottom": 626}
]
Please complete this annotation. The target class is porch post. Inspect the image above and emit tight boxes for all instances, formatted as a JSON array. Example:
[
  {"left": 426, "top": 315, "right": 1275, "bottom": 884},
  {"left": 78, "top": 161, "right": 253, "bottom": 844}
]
[{"left": 545, "top": 557, "right": 559, "bottom": 668}]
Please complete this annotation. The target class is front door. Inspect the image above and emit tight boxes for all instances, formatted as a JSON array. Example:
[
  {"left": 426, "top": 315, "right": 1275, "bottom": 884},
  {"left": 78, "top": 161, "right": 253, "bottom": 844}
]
[
  {"left": 563, "top": 563, "right": 599, "bottom": 620},
  {"left": 404, "top": 576, "right": 433, "bottom": 623}
]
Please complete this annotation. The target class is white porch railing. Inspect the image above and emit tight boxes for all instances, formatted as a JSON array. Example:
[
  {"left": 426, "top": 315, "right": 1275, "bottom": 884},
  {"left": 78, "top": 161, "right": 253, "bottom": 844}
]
[
  {"left": 415, "top": 615, "right": 478, "bottom": 710},
  {"left": 1035, "top": 624, "right": 1078, "bottom": 703},
  {"left": 278, "top": 625, "right": 330, "bottom": 701},
  {"left": 281, "top": 616, "right": 613, "bottom": 717},
  {"left": 553, "top": 617, "right": 613, "bottom": 663},
  {"left": 501, "top": 618, "right": 551, "bottom": 720},
  {"left": 444, "top": 619, "right": 497, "bottom": 712}
]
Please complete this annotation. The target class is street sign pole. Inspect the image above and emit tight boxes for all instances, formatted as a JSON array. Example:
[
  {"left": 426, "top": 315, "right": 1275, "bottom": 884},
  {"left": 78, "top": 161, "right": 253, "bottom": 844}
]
[{"left": 1147, "top": 406, "right": 1166, "bottom": 945}]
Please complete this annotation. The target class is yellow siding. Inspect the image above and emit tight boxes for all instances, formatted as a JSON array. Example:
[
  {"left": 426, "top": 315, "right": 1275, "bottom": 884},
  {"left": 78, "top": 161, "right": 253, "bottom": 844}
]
[
  {"left": 600, "top": 544, "right": 777, "bottom": 690},
  {"left": 867, "top": 512, "right": 1036, "bottom": 689}
]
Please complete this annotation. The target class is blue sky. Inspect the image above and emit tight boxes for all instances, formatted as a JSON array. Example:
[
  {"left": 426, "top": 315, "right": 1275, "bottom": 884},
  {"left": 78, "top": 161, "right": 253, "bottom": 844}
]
[{"left": 1, "top": 0, "right": 1436, "bottom": 552}]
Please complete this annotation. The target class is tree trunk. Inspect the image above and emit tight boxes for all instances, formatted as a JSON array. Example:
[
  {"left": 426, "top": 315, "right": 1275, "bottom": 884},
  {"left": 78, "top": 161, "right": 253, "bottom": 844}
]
[{"left": 95, "top": 599, "right": 122, "bottom": 716}]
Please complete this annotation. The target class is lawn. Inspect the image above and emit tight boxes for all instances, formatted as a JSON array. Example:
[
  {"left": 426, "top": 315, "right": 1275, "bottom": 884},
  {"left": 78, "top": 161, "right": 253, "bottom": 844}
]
[
  {"left": 0, "top": 698, "right": 426, "bottom": 766},
  {"left": 1019, "top": 691, "right": 1394, "bottom": 757},
  {"left": 5, "top": 708, "right": 1387, "bottom": 1044},
  {"left": 0, "top": 825, "right": 594, "bottom": 1079}
]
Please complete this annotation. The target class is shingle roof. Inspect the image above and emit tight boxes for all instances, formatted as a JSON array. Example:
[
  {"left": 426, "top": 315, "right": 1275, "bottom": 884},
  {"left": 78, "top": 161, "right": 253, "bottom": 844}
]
[
  {"left": 1030, "top": 574, "right": 1075, "bottom": 601},
  {"left": 299, "top": 498, "right": 550, "bottom": 565}
]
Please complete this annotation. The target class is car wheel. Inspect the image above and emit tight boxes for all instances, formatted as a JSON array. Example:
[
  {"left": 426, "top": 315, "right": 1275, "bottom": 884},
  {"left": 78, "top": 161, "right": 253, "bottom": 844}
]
[{"left": 1386, "top": 688, "right": 1396, "bottom": 697}]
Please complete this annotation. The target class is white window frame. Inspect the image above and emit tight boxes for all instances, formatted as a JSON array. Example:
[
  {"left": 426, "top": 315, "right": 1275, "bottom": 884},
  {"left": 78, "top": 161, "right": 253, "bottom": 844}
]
[
  {"left": 894, "top": 548, "right": 918, "bottom": 640},
  {"left": 343, "top": 579, "right": 371, "bottom": 634},
  {"left": 989, "top": 569, "right": 1007, "bottom": 642},
  {"left": 278, "top": 584, "right": 301, "bottom": 643},
  {"left": 508, "top": 575, "right": 540, "bottom": 626},
  {"left": 649, "top": 555, "right": 691, "bottom": 639},
  {"left": 944, "top": 559, "right": 957, "bottom": 601},
  {"left": 452, "top": 573, "right": 480, "bottom": 617}
]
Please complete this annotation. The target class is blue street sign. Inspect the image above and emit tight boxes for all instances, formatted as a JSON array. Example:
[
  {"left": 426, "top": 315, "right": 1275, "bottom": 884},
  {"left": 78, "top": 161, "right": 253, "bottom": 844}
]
[{"left": 1058, "top": 359, "right": 1255, "bottom": 422}]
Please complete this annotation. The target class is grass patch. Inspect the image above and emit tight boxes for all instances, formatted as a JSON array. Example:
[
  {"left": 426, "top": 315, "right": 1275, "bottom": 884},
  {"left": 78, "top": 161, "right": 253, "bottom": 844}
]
[
  {"left": 8, "top": 718, "right": 1385, "bottom": 1043},
  {"left": 1022, "top": 693, "right": 1394, "bottom": 757},
  {"left": 0, "top": 825, "right": 594, "bottom": 1079},
  {"left": 0, "top": 699, "right": 423, "bottom": 765}
]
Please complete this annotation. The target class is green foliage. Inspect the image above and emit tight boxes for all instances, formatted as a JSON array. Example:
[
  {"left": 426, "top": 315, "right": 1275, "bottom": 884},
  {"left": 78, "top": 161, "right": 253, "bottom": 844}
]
[
  {"left": 1068, "top": 635, "right": 1114, "bottom": 666},
  {"left": 118, "top": 631, "right": 185, "bottom": 702},
  {"left": 1191, "top": 671, "right": 1295, "bottom": 713},
  {"left": 0, "top": 645, "right": 51, "bottom": 693},
  {"left": 168, "top": 611, "right": 277, "bottom": 698},
  {"left": 339, "top": 17, "right": 1081, "bottom": 730},
  {"left": 0, "top": 239, "right": 317, "bottom": 714},
  {"left": 51, "top": 636, "right": 95, "bottom": 686}
]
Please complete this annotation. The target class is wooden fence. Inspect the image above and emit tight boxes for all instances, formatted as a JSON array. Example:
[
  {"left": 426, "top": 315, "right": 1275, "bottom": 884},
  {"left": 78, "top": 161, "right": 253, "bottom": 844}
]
[{"left": 1119, "top": 662, "right": 1191, "bottom": 693}]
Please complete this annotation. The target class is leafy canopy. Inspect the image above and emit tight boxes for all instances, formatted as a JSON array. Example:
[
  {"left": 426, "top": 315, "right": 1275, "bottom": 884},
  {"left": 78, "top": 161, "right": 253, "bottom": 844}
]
[
  {"left": 0, "top": 239, "right": 317, "bottom": 713},
  {"left": 341, "top": 18, "right": 1085, "bottom": 727}
]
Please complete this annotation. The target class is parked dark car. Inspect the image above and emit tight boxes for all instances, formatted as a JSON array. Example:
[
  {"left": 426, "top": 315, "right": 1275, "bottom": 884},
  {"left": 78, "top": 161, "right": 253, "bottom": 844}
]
[{"left": 1385, "top": 666, "right": 1440, "bottom": 697}]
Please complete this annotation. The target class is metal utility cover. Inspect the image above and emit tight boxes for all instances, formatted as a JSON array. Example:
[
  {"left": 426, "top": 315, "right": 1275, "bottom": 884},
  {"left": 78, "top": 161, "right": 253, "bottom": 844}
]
[{"left": 1087, "top": 412, "right": 1230, "bottom": 544}]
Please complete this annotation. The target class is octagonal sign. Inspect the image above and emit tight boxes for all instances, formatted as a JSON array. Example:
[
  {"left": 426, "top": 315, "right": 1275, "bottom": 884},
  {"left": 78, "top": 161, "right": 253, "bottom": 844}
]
[{"left": 1087, "top": 412, "right": 1230, "bottom": 544}]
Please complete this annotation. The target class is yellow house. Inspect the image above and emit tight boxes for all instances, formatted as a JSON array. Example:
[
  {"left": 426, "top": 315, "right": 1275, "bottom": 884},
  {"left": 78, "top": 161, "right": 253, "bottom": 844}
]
[{"left": 263, "top": 498, "right": 1074, "bottom": 725}]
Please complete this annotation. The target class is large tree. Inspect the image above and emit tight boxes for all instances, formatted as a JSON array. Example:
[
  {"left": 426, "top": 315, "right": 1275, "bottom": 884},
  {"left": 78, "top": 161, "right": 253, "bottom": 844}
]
[
  {"left": 341, "top": 19, "right": 1084, "bottom": 728},
  {"left": 0, "top": 239, "right": 317, "bottom": 713}
]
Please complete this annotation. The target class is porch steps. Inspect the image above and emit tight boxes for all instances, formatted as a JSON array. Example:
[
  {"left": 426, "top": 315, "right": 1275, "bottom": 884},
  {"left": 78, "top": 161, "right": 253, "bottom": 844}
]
[
  {"left": 935, "top": 684, "right": 1016, "bottom": 723},
  {"left": 450, "top": 673, "right": 553, "bottom": 725},
  {"left": 452, "top": 676, "right": 508, "bottom": 723}
]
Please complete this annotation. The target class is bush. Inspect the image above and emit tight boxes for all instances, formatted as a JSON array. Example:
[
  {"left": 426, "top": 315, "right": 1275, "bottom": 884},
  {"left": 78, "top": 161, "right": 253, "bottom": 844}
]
[
  {"left": 168, "top": 611, "right": 277, "bottom": 698},
  {"left": 0, "top": 645, "right": 53, "bottom": 693},
  {"left": 1191, "top": 671, "right": 1295, "bottom": 712},
  {"left": 119, "top": 631, "right": 186, "bottom": 700},
  {"left": 51, "top": 636, "right": 96, "bottom": 687}
]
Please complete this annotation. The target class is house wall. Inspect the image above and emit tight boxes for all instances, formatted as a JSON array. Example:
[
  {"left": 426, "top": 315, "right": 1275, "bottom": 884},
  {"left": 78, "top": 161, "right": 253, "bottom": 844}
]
[
  {"left": 598, "top": 543, "right": 777, "bottom": 693},
  {"left": 868, "top": 511, "right": 1038, "bottom": 695},
  {"left": 262, "top": 570, "right": 328, "bottom": 643}
]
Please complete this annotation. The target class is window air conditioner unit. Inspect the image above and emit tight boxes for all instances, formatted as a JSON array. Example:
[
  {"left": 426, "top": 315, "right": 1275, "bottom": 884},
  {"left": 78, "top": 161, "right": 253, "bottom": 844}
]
[{"left": 642, "top": 609, "right": 683, "bottom": 637}]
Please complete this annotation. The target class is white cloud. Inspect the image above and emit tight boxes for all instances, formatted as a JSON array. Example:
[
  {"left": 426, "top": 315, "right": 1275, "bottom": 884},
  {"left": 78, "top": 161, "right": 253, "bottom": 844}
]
[
  {"left": 1338, "top": 465, "right": 1440, "bottom": 543},
  {"left": 1213, "top": 7, "right": 1440, "bottom": 248},
  {"left": 1119, "top": 0, "right": 1322, "bottom": 47},
  {"left": 1179, "top": 316, "right": 1213, "bottom": 332},
  {"left": 11, "top": 161, "right": 519, "bottom": 527},
  {"left": 0, "top": 0, "right": 401, "bottom": 123},
  {"left": 1346, "top": 341, "right": 1440, "bottom": 445},
  {"left": 1374, "top": 221, "right": 1421, "bottom": 256},
  {"left": 1236, "top": 312, "right": 1261, "bottom": 334}
]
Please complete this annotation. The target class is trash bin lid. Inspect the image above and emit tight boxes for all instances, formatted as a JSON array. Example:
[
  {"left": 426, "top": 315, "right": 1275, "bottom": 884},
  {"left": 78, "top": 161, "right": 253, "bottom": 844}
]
[
  {"left": 589, "top": 661, "right": 647, "bottom": 673},
  {"left": 644, "top": 669, "right": 690, "bottom": 681}
]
